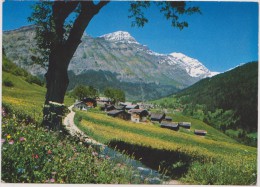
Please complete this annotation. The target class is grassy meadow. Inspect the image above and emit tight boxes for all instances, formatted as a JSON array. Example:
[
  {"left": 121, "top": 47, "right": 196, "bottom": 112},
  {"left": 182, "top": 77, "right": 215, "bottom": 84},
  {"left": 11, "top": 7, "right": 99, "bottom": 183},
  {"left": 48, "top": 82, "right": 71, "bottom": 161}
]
[
  {"left": 75, "top": 109, "right": 257, "bottom": 185},
  {"left": 2, "top": 71, "right": 74, "bottom": 122}
]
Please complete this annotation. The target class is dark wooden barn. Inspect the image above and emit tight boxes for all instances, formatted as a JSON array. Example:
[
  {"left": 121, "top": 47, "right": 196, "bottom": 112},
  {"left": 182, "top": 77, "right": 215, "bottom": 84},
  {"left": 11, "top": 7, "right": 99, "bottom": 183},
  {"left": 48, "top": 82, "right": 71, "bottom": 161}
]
[
  {"left": 151, "top": 113, "right": 166, "bottom": 123},
  {"left": 178, "top": 122, "right": 191, "bottom": 129},
  {"left": 160, "top": 122, "right": 179, "bottom": 131},
  {"left": 164, "top": 116, "right": 172, "bottom": 122},
  {"left": 125, "top": 105, "right": 139, "bottom": 111},
  {"left": 107, "top": 110, "right": 131, "bottom": 120},
  {"left": 129, "top": 109, "right": 149, "bottom": 123},
  {"left": 101, "top": 104, "right": 116, "bottom": 112},
  {"left": 194, "top": 129, "right": 207, "bottom": 136}
]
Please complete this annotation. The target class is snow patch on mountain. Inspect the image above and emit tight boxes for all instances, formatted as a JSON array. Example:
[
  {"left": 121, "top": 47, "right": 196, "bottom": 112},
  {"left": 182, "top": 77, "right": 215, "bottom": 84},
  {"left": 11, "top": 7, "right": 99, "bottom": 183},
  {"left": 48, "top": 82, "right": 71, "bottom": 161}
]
[
  {"left": 99, "top": 31, "right": 139, "bottom": 44},
  {"left": 167, "top": 52, "right": 219, "bottom": 78}
]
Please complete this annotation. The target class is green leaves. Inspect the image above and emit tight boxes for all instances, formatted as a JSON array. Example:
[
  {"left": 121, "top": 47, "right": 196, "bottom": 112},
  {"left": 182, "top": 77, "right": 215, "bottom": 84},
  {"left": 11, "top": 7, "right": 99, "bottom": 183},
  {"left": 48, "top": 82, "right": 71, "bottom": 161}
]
[
  {"left": 129, "top": 1, "right": 201, "bottom": 30},
  {"left": 104, "top": 87, "right": 125, "bottom": 104},
  {"left": 71, "top": 85, "right": 99, "bottom": 100}
]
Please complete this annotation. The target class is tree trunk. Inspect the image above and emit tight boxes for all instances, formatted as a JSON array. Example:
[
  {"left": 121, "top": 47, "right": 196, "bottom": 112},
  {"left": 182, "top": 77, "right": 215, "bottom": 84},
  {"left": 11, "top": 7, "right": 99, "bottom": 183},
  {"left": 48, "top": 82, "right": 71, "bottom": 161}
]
[
  {"left": 42, "top": 1, "right": 110, "bottom": 130},
  {"left": 42, "top": 48, "right": 70, "bottom": 130}
]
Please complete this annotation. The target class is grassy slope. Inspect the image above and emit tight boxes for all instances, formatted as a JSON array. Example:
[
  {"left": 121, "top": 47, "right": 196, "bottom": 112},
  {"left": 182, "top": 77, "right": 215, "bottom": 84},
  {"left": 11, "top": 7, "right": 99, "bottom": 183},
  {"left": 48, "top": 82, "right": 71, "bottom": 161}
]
[
  {"left": 75, "top": 109, "right": 257, "bottom": 184},
  {"left": 2, "top": 72, "right": 74, "bottom": 121},
  {"left": 76, "top": 110, "right": 255, "bottom": 155}
]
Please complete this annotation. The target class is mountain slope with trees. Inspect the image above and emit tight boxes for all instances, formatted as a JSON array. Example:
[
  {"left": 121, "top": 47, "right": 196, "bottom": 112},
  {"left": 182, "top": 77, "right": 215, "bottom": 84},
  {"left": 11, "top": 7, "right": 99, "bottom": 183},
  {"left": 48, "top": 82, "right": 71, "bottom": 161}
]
[{"left": 153, "top": 62, "right": 258, "bottom": 146}]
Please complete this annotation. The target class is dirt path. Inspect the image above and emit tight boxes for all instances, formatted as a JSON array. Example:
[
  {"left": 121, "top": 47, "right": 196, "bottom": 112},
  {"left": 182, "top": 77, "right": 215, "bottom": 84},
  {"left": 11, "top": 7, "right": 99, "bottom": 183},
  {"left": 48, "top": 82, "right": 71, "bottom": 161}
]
[{"left": 63, "top": 105, "right": 104, "bottom": 147}]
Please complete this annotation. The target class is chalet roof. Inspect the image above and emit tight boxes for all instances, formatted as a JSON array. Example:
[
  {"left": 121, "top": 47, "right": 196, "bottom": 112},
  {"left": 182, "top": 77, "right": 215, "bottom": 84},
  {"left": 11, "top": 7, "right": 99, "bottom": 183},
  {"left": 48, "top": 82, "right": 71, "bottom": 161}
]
[
  {"left": 179, "top": 122, "right": 191, "bottom": 129},
  {"left": 165, "top": 116, "right": 172, "bottom": 120},
  {"left": 107, "top": 105, "right": 115, "bottom": 108},
  {"left": 107, "top": 110, "right": 123, "bottom": 115},
  {"left": 120, "top": 102, "right": 132, "bottom": 106},
  {"left": 82, "top": 97, "right": 96, "bottom": 103},
  {"left": 179, "top": 122, "right": 191, "bottom": 126},
  {"left": 194, "top": 129, "right": 207, "bottom": 134},
  {"left": 161, "top": 121, "right": 178, "bottom": 127},
  {"left": 129, "top": 109, "right": 149, "bottom": 115},
  {"left": 115, "top": 105, "right": 125, "bottom": 110},
  {"left": 125, "top": 105, "right": 139, "bottom": 110},
  {"left": 74, "top": 101, "right": 87, "bottom": 106},
  {"left": 151, "top": 113, "right": 165, "bottom": 120},
  {"left": 161, "top": 122, "right": 179, "bottom": 131}
]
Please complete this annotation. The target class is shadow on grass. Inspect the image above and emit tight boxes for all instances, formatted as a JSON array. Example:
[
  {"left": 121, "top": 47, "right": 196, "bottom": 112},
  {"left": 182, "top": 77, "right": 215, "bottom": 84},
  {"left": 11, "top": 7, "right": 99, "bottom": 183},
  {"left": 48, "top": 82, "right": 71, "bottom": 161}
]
[{"left": 108, "top": 140, "right": 192, "bottom": 179}]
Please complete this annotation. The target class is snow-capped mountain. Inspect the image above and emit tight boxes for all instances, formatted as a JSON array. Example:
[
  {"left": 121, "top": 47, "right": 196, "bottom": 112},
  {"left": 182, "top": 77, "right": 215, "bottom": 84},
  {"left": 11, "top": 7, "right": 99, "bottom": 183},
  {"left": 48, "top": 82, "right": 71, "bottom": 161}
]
[
  {"left": 99, "top": 31, "right": 218, "bottom": 78},
  {"left": 3, "top": 26, "right": 219, "bottom": 100},
  {"left": 168, "top": 52, "right": 219, "bottom": 78},
  {"left": 99, "top": 31, "right": 139, "bottom": 44}
]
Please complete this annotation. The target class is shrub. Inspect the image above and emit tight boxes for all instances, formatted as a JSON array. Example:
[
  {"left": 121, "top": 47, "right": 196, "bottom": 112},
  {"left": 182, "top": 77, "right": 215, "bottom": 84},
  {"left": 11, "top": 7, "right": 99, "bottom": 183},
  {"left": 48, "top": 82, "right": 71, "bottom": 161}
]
[
  {"left": 12, "top": 68, "right": 28, "bottom": 77},
  {"left": 25, "top": 75, "right": 44, "bottom": 86},
  {"left": 3, "top": 78, "right": 14, "bottom": 87}
]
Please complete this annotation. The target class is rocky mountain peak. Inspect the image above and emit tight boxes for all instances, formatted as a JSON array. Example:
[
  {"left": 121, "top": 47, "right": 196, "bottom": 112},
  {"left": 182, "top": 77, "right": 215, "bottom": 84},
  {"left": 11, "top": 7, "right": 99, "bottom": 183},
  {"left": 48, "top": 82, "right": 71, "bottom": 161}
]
[
  {"left": 168, "top": 52, "right": 219, "bottom": 78},
  {"left": 99, "top": 31, "right": 139, "bottom": 44}
]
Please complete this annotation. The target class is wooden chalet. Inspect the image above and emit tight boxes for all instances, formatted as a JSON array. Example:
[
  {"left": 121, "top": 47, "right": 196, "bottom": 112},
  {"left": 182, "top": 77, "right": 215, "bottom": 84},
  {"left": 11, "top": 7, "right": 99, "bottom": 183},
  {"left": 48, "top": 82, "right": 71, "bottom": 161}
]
[
  {"left": 128, "top": 109, "right": 149, "bottom": 123},
  {"left": 179, "top": 122, "right": 191, "bottom": 129},
  {"left": 119, "top": 102, "right": 132, "bottom": 107},
  {"left": 100, "top": 104, "right": 116, "bottom": 112},
  {"left": 115, "top": 105, "right": 126, "bottom": 110},
  {"left": 107, "top": 110, "right": 130, "bottom": 120},
  {"left": 97, "top": 97, "right": 111, "bottom": 105},
  {"left": 194, "top": 129, "right": 207, "bottom": 136},
  {"left": 125, "top": 105, "right": 139, "bottom": 111},
  {"left": 160, "top": 121, "right": 179, "bottom": 131},
  {"left": 82, "top": 97, "right": 97, "bottom": 108},
  {"left": 74, "top": 101, "right": 88, "bottom": 110},
  {"left": 151, "top": 113, "right": 166, "bottom": 123},
  {"left": 164, "top": 116, "right": 172, "bottom": 122}
]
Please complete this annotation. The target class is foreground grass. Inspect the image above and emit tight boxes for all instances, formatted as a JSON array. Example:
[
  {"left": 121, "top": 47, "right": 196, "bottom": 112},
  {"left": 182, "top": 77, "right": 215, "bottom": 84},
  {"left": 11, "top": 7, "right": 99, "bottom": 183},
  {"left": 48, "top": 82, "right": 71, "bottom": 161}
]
[
  {"left": 2, "top": 111, "right": 141, "bottom": 183},
  {"left": 75, "top": 110, "right": 257, "bottom": 185}
]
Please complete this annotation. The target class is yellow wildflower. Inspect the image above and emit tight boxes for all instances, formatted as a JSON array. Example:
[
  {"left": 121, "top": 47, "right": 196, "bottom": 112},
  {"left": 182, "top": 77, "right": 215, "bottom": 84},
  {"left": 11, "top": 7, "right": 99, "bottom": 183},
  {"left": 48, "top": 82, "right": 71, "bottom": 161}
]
[{"left": 7, "top": 134, "right": 11, "bottom": 139}]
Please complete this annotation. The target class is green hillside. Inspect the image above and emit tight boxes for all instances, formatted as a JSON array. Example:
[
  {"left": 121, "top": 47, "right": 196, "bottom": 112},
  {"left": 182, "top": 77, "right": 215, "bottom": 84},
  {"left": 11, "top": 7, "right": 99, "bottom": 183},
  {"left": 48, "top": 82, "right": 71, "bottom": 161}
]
[
  {"left": 2, "top": 55, "right": 73, "bottom": 120},
  {"left": 152, "top": 62, "right": 258, "bottom": 146},
  {"left": 68, "top": 70, "right": 180, "bottom": 101}
]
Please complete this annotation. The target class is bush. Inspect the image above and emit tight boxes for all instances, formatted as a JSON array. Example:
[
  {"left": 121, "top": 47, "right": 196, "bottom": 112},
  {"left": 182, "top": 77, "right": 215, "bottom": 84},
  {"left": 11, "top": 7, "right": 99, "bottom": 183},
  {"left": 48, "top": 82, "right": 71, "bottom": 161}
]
[
  {"left": 13, "top": 68, "right": 28, "bottom": 77},
  {"left": 25, "top": 75, "right": 44, "bottom": 86},
  {"left": 3, "top": 78, "right": 14, "bottom": 87}
]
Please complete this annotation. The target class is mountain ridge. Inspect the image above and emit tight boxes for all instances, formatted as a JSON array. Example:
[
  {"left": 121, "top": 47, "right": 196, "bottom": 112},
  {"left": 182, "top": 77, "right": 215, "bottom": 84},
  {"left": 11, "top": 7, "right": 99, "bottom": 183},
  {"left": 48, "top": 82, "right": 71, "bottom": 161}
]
[{"left": 3, "top": 25, "right": 218, "bottom": 100}]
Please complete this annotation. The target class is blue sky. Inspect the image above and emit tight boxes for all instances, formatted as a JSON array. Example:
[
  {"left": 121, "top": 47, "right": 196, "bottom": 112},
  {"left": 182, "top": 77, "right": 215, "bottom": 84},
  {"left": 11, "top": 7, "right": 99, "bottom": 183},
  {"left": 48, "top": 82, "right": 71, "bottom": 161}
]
[{"left": 3, "top": 1, "right": 258, "bottom": 72}]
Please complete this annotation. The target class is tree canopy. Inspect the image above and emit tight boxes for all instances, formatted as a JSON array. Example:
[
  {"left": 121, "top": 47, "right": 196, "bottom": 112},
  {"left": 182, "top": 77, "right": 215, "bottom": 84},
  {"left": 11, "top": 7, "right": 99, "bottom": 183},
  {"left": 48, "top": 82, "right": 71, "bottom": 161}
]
[
  {"left": 72, "top": 85, "right": 98, "bottom": 100},
  {"left": 104, "top": 87, "right": 125, "bottom": 104}
]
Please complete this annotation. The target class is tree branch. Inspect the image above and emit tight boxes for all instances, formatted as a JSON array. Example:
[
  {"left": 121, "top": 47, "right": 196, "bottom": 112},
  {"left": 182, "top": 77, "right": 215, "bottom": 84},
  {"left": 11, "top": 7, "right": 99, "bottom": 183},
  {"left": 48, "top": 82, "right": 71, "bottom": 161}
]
[
  {"left": 64, "top": 0, "right": 110, "bottom": 63},
  {"left": 52, "top": 1, "right": 79, "bottom": 42}
]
